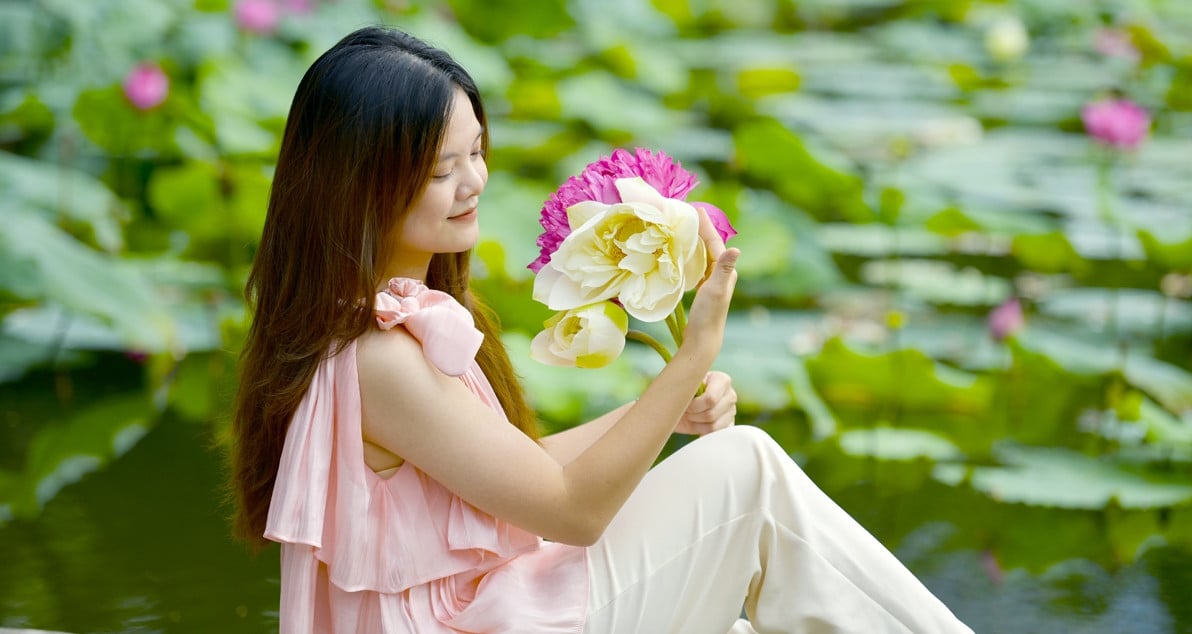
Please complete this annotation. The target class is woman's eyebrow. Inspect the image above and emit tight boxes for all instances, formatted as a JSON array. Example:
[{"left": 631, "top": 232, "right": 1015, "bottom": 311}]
[{"left": 437, "top": 130, "right": 485, "bottom": 162}]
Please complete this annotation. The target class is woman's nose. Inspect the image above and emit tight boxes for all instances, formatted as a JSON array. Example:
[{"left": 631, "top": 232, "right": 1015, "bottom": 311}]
[{"left": 457, "top": 160, "right": 486, "bottom": 200}]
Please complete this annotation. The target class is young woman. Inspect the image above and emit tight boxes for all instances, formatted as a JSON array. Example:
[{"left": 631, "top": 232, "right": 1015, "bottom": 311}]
[{"left": 230, "top": 25, "right": 972, "bottom": 634}]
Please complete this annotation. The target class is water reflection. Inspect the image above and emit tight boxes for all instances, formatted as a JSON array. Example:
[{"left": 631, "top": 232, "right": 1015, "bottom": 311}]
[{"left": 0, "top": 416, "right": 279, "bottom": 633}]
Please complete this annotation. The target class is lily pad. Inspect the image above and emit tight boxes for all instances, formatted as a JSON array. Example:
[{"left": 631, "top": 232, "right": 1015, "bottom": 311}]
[
  {"left": 861, "top": 259, "right": 1013, "bottom": 306},
  {"left": 922, "top": 205, "right": 1054, "bottom": 238},
  {"left": 4, "top": 394, "right": 156, "bottom": 519},
  {"left": 1, "top": 210, "right": 173, "bottom": 351},
  {"left": 673, "top": 30, "right": 879, "bottom": 70},
  {"left": 934, "top": 445, "right": 1192, "bottom": 509},
  {"left": 816, "top": 223, "right": 950, "bottom": 257},
  {"left": 839, "top": 427, "right": 964, "bottom": 461},
  {"left": 760, "top": 94, "right": 983, "bottom": 163},
  {"left": 868, "top": 19, "right": 985, "bottom": 65},
  {"left": 557, "top": 71, "right": 693, "bottom": 139},
  {"left": 798, "top": 62, "right": 959, "bottom": 102},
  {"left": 733, "top": 118, "right": 870, "bottom": 222},
  {"left": 718, "top": 309, "right": 825, "bottom": 415},
  {"left": 729, "top": 189, "right": 843, "bottom": 300},
  {"left": 1037, "top": 288, "right": 1192, "bottom": 337},
  {"left": 1137, "top": 398, "right": 1192, "bottom": 450},
  {"left": 1138, "top": 230, "right": 1192, "bottom": 271},
  {"left": 805, "top": 337, "right": 994, "bottom": 416},
  {"left": 0, "top": 151, "right": 126, "bottom": 252},
  {"left": 1017, "top": 328, "right": 1192, "bottom": 414}
]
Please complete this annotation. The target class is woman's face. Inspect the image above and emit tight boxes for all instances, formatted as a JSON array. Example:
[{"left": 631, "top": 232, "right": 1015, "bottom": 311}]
[{"left": 391, "top": 89, "right": 488, "bottom": 279}]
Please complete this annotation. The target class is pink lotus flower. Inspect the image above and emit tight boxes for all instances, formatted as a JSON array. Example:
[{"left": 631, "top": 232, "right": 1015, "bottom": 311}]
[
  {"left": 1081, "top": 98, "right": 1150, "bottom": 150},
  {"left": 529, "top": 148, "right": 735, "bottom": 272},
  {"left": 234, "top": 0, "right": 282, "bottom": 34},
  {"left": 122, "top": 62, "right": 169, "bottom": 111},
  {"left": 981, "top": 550, "right": 1004, "bottom": 586},
  {"left": 988, "top": 298, "right": 1025, "bottom": 341},
  {"left": 1093, "top": 28, "right": 1140, "bottom": 62}
]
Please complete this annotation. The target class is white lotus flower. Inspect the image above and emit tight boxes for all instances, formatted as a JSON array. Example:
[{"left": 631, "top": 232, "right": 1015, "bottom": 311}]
[
  {"left": 532, "top": 177, "right": 706, "bottom": 322},
  {"left": 529, "top": 302, "right": 628, "bottom": 368}
]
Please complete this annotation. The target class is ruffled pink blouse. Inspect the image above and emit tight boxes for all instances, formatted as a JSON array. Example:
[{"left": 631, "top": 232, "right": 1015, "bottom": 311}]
[{"left": 265, "top": 278, "right": 589, "bottom": 633}]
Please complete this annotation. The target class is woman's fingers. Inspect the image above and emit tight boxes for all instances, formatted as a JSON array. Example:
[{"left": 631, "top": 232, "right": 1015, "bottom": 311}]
[
  {"left": 706, "top": 248, "right": 740, "bottom": 302},
  {"left": 687, "top": 371, "right": 731, "bottom": 412},
  {"left": 683, "top": 371, "right": 737, "bottom": 426},
  {"left": 696, "top": 204, "right": 727, "bottom": 277},
  {"left": 683, "top": 403, "right": 737, "bottom": 434}
]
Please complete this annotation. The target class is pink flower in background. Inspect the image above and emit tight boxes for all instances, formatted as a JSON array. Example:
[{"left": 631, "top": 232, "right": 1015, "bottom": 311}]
[
  {"left": 1093, "top": 28, "right": 1140, "bottom": 62},
  {"left": 988, "top": 298, "right": 1025, "bottom": 341},
  {"left": 122, "top": 62, "right": 169, "bottom": 111},
  {"left": 529, "top": 148, "right": 735, "bottom": 272},
  {"left": 1081, "top": 98, "right": 1150, "bottom": 150},
  {"left": 981, "top": 550, "right": 1004, "bottom": 586},
  {"left": 234, "top": 0, "right": 282, "bottom": 34}
]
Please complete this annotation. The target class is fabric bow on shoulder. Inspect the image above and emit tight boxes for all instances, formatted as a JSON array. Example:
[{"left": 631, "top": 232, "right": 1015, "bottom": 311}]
[{"left": 374, "top": 278, "right": 484, "bottom": 377}]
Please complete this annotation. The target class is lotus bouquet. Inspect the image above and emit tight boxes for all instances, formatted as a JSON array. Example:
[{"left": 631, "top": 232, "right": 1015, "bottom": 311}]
[{"left": 528, "top": 148, "right": 736, "bottom": 369}]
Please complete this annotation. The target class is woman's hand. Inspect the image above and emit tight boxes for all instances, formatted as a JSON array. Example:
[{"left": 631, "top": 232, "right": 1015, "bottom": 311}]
[{"left": 675, "top": 370, "right": 737, "bottom": 435}]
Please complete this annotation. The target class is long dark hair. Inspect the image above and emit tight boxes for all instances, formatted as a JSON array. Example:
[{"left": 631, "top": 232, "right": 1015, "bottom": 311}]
[{"left": 229, "top": 26, "right": 537, "bottom": 550}]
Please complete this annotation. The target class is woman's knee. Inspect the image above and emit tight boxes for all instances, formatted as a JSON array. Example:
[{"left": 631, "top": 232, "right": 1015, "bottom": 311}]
[
  {"left": 699, "top": 425, "right": 784, "bottom": 460},
  {"left": 685, "top": 425, "right": 790, "bottom": 483}
]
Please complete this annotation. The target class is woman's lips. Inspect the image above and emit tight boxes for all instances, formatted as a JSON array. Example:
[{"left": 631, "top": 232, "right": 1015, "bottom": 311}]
[{"left": 450, "top": 208, "right": 477, "bottom": 221}]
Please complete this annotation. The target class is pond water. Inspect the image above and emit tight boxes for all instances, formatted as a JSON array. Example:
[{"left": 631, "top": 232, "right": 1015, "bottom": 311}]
[{"left": 2, "top": 362, "right": 1189, "bottom": 633}]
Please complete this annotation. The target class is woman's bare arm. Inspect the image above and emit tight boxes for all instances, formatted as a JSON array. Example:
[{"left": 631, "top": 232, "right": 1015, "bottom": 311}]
[
  {"left": 538, "top": 403, "right": 633, "bottom": 466},
  {"left": 358, "top": 224, "right": 738, "bottom": 546}
]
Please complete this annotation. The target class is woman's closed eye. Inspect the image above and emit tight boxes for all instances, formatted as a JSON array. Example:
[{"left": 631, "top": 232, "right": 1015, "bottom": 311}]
[{"left": 432, "top": 149, "right": 485, "bottom": 180}]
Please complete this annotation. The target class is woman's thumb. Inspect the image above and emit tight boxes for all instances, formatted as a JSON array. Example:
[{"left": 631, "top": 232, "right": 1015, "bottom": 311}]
[{"left": 711, "top": 248, "right": 740, "bottom": 281}]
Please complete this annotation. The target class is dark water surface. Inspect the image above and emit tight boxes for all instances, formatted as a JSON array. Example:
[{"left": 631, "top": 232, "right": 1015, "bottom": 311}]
[{"left": 0, "top": 417, "right": 280, "bottom": 633}]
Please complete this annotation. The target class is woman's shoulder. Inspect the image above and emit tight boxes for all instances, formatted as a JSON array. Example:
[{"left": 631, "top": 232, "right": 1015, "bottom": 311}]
[{"left": 355, "top": 324, "right": 435, "bottom": 384}]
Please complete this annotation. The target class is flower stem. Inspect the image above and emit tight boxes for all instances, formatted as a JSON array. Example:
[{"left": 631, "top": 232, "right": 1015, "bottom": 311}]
[
  {"left": 664, "top": 312, "right": 682, "bottom": 348},
  {"left": 673, "top": 302, "right": 687, "bottom": 347},
  {"left": 665, "top": 305, "right": 705, "bottom": 396},
  {"left": 626, "top": 330, "right": 673, "bottom": 363}
]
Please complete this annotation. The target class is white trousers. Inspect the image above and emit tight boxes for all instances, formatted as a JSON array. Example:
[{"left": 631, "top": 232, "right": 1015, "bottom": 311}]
[{"left": 583, "top": 426, "right": 973, "bottom": 634}]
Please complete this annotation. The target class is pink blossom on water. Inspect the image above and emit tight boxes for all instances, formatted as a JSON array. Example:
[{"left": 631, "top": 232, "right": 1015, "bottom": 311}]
[
  {"left": 1093, "top": 28, "right": 1140, "bottom": 62},
  {"left": 988, "top": 298, "right": 1025, "bottom": 341},
  {"left": 1081, "top": 98, "right": 1150, "bottom": 150},
  {"left": 529, "top": 148, "right": 736, "bottom": 272},
  {"left": 981, "top": 550, "right": 1004, "bottom": 585},
  {"left": 122, "top": 62, "right": 169, "bottom": 111},
  {"left": 234, "top": 0, "right": 282, "bottom": 34}
]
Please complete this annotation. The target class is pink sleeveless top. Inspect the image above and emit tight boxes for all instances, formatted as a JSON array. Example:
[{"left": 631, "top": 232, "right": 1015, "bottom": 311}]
[{"left": 265, "top": 278, "right": 589, "bottom": 633}]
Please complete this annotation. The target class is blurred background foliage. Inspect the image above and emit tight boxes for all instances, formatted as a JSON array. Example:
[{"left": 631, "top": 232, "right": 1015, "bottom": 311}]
[{"left": 1, "top": 0, "right": 1191, "bottom": 631}]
